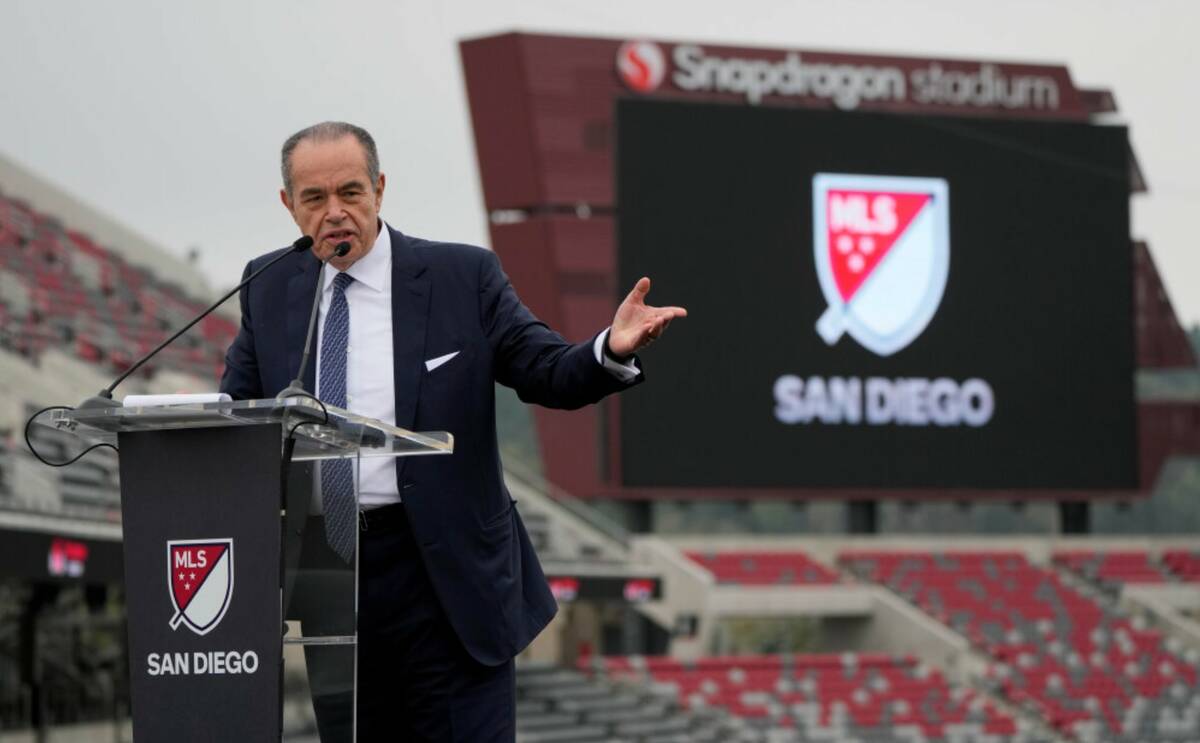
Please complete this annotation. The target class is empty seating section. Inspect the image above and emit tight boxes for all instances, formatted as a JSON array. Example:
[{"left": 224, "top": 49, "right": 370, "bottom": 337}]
[
  {"left": 0, "top": 192, "right": 234, "bottom": 382},
  {"left": 516, "top": 663, "right": 734, "bottom": 742},
  {"left": 581, "top": 654, "right": 1041, "bottom": 742},
  {"left": 1162, "top": 551, "right": 1200, "bottom": 582},
  {"left": 841, "top": 551, "right": 1200, "bottom": 742},
  {"left": 1054, "top": 550, "right": 1173, "bottom": 589},
  {"left": 686, "top": 550, "right": 840, "bottom": 586}
]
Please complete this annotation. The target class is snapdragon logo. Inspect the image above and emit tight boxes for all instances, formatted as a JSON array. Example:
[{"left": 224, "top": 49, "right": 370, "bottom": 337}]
[{"left": 616, "top": 41, "right": 667, "bottom": 93}]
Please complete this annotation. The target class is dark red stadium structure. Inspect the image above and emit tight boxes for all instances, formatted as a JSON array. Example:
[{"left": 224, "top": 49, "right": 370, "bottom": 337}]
[{"left": 460, "top": 32, "right": 1200, "bottom": 506}]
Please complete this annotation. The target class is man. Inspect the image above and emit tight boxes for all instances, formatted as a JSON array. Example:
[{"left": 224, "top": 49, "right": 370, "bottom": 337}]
[{"left": 219, "top": 122, "right": 685, "bottom": 741}]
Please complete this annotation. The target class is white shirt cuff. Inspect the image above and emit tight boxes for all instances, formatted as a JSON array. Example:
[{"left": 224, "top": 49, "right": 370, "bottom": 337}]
[{"left": 593, "top": 328, "right": 641, "bottom": 383}]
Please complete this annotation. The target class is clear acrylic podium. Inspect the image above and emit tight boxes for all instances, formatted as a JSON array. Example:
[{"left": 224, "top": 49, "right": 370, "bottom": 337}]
[{"left": 41, "top": 397, "right": 453, "bottom": 742}]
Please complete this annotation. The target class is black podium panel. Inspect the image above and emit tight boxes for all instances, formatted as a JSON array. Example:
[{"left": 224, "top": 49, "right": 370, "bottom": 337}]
[{"left": 119, "top": 424, "right": 283, "bottom": 742}]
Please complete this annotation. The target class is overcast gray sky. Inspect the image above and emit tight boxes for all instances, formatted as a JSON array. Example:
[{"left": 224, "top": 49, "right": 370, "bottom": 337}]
[{"left": 2, "top": 0, "right": 1196, "bottom": 324}]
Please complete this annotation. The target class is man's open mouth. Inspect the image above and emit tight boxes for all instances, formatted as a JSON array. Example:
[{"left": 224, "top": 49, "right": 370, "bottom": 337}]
[{"left": 324, "top": 230, "right": 355, "bottom": 243}]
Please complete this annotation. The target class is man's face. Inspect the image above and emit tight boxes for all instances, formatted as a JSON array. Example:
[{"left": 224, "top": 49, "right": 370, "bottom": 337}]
[{"left": 281, "top": 135, "right": 385, "bottom": 271}]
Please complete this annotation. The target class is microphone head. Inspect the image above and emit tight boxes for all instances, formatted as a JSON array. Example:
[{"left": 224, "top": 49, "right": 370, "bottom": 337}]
[
  {"left": 292, "top": 235, "right": 314, "bottom": 252},
  {"left": 334, "top": 241, "right": 352, "bottom": 258}
]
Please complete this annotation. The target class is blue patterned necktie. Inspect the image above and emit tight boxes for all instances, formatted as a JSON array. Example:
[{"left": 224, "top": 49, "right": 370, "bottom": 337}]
[{"left": 320, "top": 271, "right": 356, "bottom": 562}]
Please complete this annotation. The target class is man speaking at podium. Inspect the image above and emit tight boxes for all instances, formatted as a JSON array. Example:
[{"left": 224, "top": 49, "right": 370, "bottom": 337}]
[{"left": 219, "top": 121, "right": 685, "bottom": 741}]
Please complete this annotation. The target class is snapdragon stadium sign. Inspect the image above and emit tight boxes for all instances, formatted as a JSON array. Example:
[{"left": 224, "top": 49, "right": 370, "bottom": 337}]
[{"left": 617, "top": 41, "right": 1068, "bottom": 114}]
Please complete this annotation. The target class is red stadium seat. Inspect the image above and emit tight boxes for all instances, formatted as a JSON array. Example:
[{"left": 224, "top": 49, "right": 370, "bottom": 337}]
[
  {"left": 1162, "top": 550, "right": 1200, "bottom": 582},
  {"left": 685, "top": 550, "right": 840, "bottom": 585},
  {"left": 1054, "top": 549, "right": 1173, "bottom": 588}
]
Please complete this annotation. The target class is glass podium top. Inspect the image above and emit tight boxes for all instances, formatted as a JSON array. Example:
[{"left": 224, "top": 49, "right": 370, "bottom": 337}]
[{"left": 46, "top": 396, "right": 453, "bottom": 461}]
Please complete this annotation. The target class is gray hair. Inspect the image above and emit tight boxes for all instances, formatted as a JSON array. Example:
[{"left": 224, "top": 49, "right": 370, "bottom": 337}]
[{"left": 280, "top": 121, "right": 380, "bottom": 196}]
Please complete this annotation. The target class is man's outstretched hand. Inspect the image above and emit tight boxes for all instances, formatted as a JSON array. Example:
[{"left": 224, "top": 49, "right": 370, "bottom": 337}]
[{"left": 608, "top": 277, "right": 687, "bottom": 358}]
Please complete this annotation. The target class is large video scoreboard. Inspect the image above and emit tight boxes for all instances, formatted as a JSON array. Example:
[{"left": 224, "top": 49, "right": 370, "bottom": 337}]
[
  {"left": 617, "top": 99, "right": 1135, "bottom": 490},
  {"left": 463, "top": 33, "right": 1199, "bottom": 499}
]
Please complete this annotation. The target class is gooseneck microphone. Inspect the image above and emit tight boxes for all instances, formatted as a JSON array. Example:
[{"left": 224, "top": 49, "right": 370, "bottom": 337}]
[
  {"left": 276, "top": 240, "right": 352, "bottom": 401},
  {"left": 77, "top": 235, "right": 315, "bottom": 409}
]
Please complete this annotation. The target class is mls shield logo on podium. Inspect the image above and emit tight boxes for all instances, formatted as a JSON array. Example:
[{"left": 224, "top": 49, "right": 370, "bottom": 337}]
[
  {"left": 167, "top": 539, "right": 234, "bottom": 636},
  {"left": 813, "top": 173, "right": 950, "bottom": 356}
]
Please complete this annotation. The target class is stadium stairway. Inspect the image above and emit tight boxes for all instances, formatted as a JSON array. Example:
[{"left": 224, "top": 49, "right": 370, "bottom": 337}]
[
  {"left": 498, "top": 459, "right": 676, "bottom": 667},
  {"left": 501, "top": 457, "right": 634, "bottom": 569}
]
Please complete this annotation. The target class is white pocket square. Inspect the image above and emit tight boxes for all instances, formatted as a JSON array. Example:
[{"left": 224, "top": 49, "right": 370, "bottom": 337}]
[{"left": 425, "top": 351, "right": 460, "bottom": 372}]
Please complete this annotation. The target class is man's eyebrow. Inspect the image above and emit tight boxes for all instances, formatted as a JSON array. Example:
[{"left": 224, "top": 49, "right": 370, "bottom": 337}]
[
  {"left": 338, "top": 180, "right": 368, "bottom": 191},
  {"left": 298, "top": 186, "right": 325, "bottom": 199}
]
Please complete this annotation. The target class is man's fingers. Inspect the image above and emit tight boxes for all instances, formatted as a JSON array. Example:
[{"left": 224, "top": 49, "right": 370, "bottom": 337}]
[
  {"left": 613, "top": 289, "right": 685, "bottom": 352},
  {"left": 646, "top": 305, "right": 687, "bottom": 320},
  {"left": 645, "top": 317, "right": 667, "bottom": 341},
  {"left": 624, "top": 277, "right": 651, "bottom": 306}
]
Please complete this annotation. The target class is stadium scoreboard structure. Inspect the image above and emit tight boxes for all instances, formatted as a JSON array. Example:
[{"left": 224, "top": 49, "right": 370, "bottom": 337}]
[
  {"left": 460, "top": 32, "right": 1197, "bottom": 501},
  {"left": 617, "top": 102, "right": 1134, "bottom": 490}
]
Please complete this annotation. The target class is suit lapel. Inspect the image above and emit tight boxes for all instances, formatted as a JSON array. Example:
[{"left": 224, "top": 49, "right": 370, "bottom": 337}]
[
  {"left": 391, "top": 228, "right": 430, "bottom": 438},
  {"left": 287, "top": 252, "right": 321, "bottom": 392}
]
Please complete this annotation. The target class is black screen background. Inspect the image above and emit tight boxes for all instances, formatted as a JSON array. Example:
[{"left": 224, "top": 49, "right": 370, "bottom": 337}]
[{"left": 617, "top": 99, "right": 1135, "bottom": 490}]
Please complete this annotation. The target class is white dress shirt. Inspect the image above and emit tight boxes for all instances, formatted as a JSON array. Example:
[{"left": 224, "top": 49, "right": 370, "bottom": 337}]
[{"left": 316, "top": 221, "right": 639, "bottom": 508}]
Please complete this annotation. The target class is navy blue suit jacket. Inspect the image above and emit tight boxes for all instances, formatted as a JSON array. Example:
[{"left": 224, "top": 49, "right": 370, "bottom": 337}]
[{"left": 219, "top": 226, "right": 641, "bottom": 665}]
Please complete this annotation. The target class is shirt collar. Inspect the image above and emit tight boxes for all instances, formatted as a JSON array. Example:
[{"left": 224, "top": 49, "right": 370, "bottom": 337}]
[{"left": 322, "top": 220, "right": 391, "bottom": 293}]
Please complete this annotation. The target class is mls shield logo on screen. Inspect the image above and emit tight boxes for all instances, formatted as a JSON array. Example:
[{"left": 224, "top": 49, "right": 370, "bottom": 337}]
[
  {"left": 813, "top": 173, "right": 950, "bottom": 356},
  {"left": 167, "top": 539, "right": 234, "bottom": 636}
]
